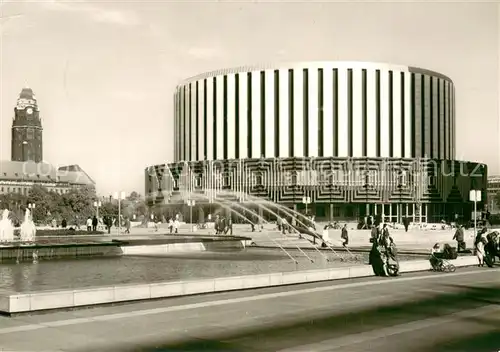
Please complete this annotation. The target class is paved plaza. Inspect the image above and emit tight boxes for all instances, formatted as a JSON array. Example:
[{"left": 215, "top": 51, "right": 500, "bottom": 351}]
[
  {"left": 0, "top": 267, "right": 498, "bottom": 351},
  {"left": 87, "top": 223, "right": 488, "bottom": 252}
]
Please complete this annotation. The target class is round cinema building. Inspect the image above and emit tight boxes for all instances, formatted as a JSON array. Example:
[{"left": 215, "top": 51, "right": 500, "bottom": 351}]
[{"left": 145, "top": 61, "right": 487, "bottom": 224}]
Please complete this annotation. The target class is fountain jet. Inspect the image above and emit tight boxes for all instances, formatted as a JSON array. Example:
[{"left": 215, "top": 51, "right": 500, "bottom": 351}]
[
  {"left": 20, "top": 208, "right": 36, "bottom": 242},
  {"left": 0, "top": 209, "right": 15, "bottom": 243}
]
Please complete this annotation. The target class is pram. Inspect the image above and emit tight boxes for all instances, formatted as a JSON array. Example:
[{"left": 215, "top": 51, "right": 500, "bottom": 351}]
[
  {"left": 430, "top": 253, "right": 456, "bottom": 272},
  {"left": 484, "top": 231, "right": 499, "bottom": 267}
]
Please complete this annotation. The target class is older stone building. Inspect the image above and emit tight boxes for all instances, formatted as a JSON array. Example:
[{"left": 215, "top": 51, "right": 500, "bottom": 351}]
[{"left": 0, "top": 87, "right": 95, "bottom": 195}]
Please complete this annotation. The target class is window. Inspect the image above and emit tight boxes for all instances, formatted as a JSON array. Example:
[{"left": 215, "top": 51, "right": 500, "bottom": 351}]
[
  {"left": 400, "top": 72, "right": 405, "bottom": 157},
  {"left": 347, "top": 69, "right": 353, "bottom": 157},
  {"left": 260, "top": 71, "right": 266, "bottom": 156},
  {"left": 332, "top": 68, "right": 338, "bottom": 156},
  {"left": 27, "top": 128, "right": 34, "bottom": 140},
  {"left": 274, "top": 70, "right": 280, "bottom": 157},
  {"left": 318, "top": 68, "right": 324, "bottom": 157},
  {"left": 375, "top": 70, "right": 381, "bottom": 157},
  {"left": 303, "top": 68, "right": 309, "bottom": 156},
  {"left": 288, "top": 69, "right": 294, "bottom": 157},
  {"left": 388, "top": 71, "right": 394, "bottom": 157},
  {"left": 247, "top": 72, "right": 252, "bottom": 158},
  {"left": 212, "top": 77, "right": 217, "bottom": 159},
  {"left": 235, "top": 74, "right": 240, "bottom": 159},
  {"left": 223, "top": 75, "right": 228, "bottom": 160},
  {"left": 361, "top": 69, "right": 367, "bottom": 156},
  {"left": 195, "top": 81, "right": 199, "bottom": 161},
  {"left": 203, "top": 79, "right": 208, "bottom": 159}
]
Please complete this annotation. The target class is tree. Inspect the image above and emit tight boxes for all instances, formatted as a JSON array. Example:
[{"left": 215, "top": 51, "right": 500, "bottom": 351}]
[
  {"left": 120, "top": 191, "right": 148, "bottom": 220},
  {"left": 61, "top": 187, "right": 95, "bottom": 219},
  {"left": 27, "top": 185, "right": 58, "bottom": 223}
]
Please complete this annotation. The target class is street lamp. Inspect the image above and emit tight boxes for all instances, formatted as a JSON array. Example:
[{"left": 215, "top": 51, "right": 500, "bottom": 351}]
[
  {"left": 186, "top": 199, "right": 196, "bottom": 232},
  {"left": 113, "top": 191, "right": 126, "bottom": 233},
  {"left": 363, "top": 172, "right": 372, "bottom": 224},
  {"left": 469, "top": 190, "right": 481, "bottom": 238},
  {"left": 93, "top": 201, "right": 102, "bottom": 218}
]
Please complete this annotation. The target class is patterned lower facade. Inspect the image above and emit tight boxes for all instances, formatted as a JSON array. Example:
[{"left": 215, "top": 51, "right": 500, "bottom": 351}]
[{"left": 145, "top": 157, "right": 487, "bottom": 223}]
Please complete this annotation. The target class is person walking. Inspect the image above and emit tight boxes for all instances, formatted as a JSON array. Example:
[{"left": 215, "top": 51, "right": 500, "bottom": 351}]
[
  {"left": 340, "top": 224, "right": 349, "bottom": 247},
  {"left": 453, "top": 225, "right": 466, "bottom": 252},
  {"left": 124, "top": 217, "right": 131, "bottom": 234},
  {"left": 402, "top": 217, "right": 410, "bottom": 232}
]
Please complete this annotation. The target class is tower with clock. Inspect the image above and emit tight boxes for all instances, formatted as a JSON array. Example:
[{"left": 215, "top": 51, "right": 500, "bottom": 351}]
[{"left": 11, "top": 87, "right": 43, "bottom": 163}]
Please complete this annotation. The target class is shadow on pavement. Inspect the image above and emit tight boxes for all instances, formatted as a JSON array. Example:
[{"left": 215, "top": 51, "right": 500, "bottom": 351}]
[{"left": 87, "top": 282, "right": 500, "bottom": 352}]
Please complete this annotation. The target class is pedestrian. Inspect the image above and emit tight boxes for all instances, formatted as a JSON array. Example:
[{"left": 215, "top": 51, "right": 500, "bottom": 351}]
[
  {"left": 227, "top": 217, "right": 233, "bottom": 235},
  {"left": 453, "top": 225, "right": 466, "bottom": 252},
  {"left": 341, "top": 224, "right": 349, "bottom": 247},
  {"left": 476, "top": 238, "right": 485, "bottom": 267},
  {"left": 124, "top": 217, "right": 130, "bottom": 234},
  {"left": 86, "top": 217, "right": 92, "bottom": 232},
  {"left": 174, "top": 217, "right": 179, "bottom": 234},
  {"left": 370, "top": 224, "right": 380, "bottom": 244},
  {"left": 92, "top": 215, "right": 98, "bottom": 232},
  {"left": 168, "top": 218, "right": 174, "bottom": 234},
  {"left": 403, "top": 217, "right": 410, "bottom": 232}
]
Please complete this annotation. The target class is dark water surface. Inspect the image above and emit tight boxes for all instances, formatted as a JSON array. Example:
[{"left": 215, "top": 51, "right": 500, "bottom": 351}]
[{"left": 0, "top": 248, "right": 422, "bottom": 293}]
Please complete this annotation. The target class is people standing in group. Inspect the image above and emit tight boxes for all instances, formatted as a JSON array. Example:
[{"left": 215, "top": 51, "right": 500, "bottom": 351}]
[{"left": 86, "top": 216, "right": 92, "bottom": 232}]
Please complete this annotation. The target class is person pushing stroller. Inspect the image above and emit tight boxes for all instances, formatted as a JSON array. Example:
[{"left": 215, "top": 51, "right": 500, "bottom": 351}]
[{"left": 369, "top": 224, "right": 400, "bottom": 277}]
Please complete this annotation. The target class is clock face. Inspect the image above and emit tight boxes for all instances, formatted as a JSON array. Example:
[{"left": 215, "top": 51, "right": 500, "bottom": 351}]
[{"left": 27, "top": 108, "right": 33, "bottom": 115}]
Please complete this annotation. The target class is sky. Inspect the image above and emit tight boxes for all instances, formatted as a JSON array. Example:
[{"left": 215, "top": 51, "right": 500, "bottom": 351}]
[{"left": 0, "top": 0, "right": 499, "bottom": 196}]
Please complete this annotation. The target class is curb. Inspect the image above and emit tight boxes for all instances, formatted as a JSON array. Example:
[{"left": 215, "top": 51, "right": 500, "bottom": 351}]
[
  {"left": 0, "top": 256, "right": 481, "bottom": 315},
  {"left": 252, "top": 245, "right": 474, "bottom": 256}
]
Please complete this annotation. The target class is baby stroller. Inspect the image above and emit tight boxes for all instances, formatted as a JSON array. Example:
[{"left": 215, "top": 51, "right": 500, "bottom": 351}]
[
  {"left": 484, "top": 231, "right": 499, "bottom": 267},
  {"left": 430, "top": 253, "right": 456, "bottom": 272},
  {"left": 430, "top": 243, "right": 457, "bottom": 272},
  {"left": 385, "top": 242, "right": 400, "bottom": 276}
]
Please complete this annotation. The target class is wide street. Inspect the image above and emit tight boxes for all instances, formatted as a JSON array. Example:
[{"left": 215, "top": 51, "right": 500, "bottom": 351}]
[{"left": 0, "top": 267, "right": 499, "bottom": 351}]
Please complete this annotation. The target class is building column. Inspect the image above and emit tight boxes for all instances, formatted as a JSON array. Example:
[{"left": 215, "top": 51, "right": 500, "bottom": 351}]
[
  {"left": 330, "top": 204, "right": 334, "bottom": 221},
  {"left": 389, "top": 204, "right": 392, "bottom": 223}
]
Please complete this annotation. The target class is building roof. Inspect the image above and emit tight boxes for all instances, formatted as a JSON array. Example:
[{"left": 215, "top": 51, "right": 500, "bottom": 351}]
[
  {"left": 58, "top": 164, "right": 96, "bottom": 185},
  {"left": 178, "top": 61, "right": 453, "bottom": 86},
  {"left": 19, "top": 87, "right": 36, "bottom": 100},
  {"left": 0, "top": 160, "right": 95, "bottom": 186}
]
